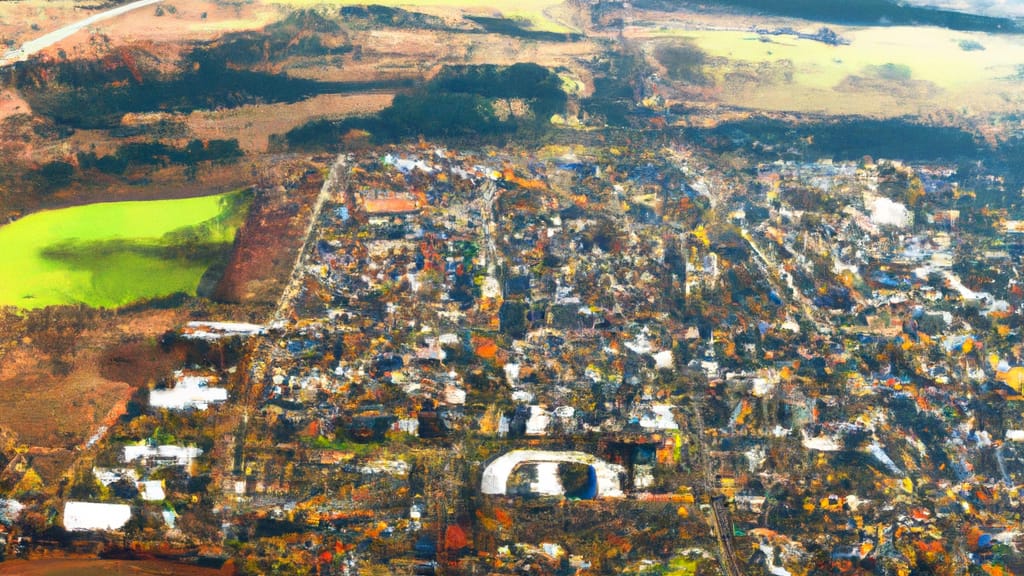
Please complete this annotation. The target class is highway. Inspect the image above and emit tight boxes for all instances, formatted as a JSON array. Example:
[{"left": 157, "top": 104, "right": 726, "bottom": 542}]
[{"left": 1, "top": 0, "right": 163, "bottom": 67}]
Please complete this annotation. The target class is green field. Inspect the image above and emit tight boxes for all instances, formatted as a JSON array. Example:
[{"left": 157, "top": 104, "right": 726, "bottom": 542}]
[
  {"left": 0, "top": 191, "right": 250, "bottom": 309},
  {"left": 274, "top": 0, "right": 578, "bottom": 33},
  {"left": 681, "top": 27, "right": 1024, "bottom": 90},
  {"left": 649, "top": 25, "right": 1024, "bottom": 116}
]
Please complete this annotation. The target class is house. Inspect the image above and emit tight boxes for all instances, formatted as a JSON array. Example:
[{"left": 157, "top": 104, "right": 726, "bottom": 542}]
[
  {"left": 149, "top": 372, "right": 228, "bottom": 410},
  {"left": 637, "top": 404, "right": 679, "bottom": 431},
  {"left": 123, "top": 444, "right": 203, "bottom": 467},
  {"left": 506, "top": 405, "right": 551, "bottom": 437},
  {"left": 138, "top": 480, "right": 166, "bottom": 501},
  {"left": 364, "top": 196, "right": 421, "bottom": 215},
  {"left": 63, "top": 501, "right": 132, "bottom": 532}
]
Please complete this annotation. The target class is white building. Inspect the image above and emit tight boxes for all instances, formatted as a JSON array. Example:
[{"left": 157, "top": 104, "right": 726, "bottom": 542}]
[
  {"left": 639, "top": 405, "right": 679, "bottom": 430},
  {"left": 481, "top": 450, "right": 625, "bottom": 498},
  {"left": 123, "top": 444, "right": 203, "bottom": 466},
  {"left": 149, "top": 373, "right": 227, "bottom": 410},
  {"left": 182, "top": 321, "right": 265, "bottom": 340},
  {"left": 525, "top": 406, "right": 552, "bottom": 436},
  {"left": 138, "top": 480, "right": 166, "bottom": 501},
  {"left": 63, "top": 502, "right": 132, "bottom": 531}
]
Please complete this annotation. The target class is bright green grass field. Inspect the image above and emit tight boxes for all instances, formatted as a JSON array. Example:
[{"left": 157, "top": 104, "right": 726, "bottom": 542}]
[{"left": 0, "top": 191, "right": 249, "bottom": 309}]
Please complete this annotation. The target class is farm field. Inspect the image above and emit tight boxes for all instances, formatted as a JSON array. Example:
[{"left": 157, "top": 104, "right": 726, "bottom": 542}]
[
  {"left": 277, "top": 0, "right": 579, "bottom": 32},
  {"left": 185, "top": 93, "right": 395, "bottom": 153},
  {"left": 640, "top": 24, "right": 1024, "bottom": 116},
  {"left": 0, "top": 558, "right": 228, "bottom": 575}
]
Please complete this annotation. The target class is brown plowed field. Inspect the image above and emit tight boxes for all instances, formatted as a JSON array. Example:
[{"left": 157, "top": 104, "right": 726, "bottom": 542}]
[
  {"left": 213, "top": 159, "right": 324, "bottom": 305},
  {"left": 0, "top": 558, "right": 231, "bottom": 575}
]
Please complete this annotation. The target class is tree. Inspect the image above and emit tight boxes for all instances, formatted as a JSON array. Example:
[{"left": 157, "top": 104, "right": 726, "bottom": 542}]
[{"left": 67, "top": 466, "right": 100, "bottom": 500}]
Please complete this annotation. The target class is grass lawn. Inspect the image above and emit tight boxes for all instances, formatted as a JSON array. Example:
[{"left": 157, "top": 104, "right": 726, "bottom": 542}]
[{"left": 0, "top": 191, "right": 249, "bottom": 309}]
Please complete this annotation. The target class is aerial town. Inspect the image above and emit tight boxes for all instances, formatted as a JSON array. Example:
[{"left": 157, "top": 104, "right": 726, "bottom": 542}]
[
  {"left": 5, "top": 136, "right": 1024, "bottom": 574},
  {"left": 3, "top": 0, "right": 1024, "bottom": 575}
]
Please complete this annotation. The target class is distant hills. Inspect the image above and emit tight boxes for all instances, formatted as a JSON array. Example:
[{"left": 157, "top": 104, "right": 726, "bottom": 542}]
[
  {"left": 656, "top": 0, "right": 1021, "bottom": 33},
  {"left": 901, "top": 0, "right": 1024, "bottom": 19}
]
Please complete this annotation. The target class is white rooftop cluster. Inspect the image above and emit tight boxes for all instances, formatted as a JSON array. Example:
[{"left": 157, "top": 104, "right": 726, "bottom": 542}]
[
  {"left": 149, "top": 372, "right": 227, "bottom": 410},
  {"left": 638, "top": 405, "right": 679, "bottom": 430},
  {"left": 869, "top": 196, "right": 912, "bottom": 228},
  {"left": 183, "top": 321, "right": 265, "bottom": 340},
  {"left": 123, "top": 444, "right": 203, "bottom": 466}
]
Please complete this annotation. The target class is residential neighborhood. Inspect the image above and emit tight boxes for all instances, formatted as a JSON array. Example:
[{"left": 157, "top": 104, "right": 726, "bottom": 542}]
[
  {"left": 2, "top": 0, "right": 1024, "bottom": 574},
  {"left": 4, "top": 137, "right": 1024, "bottom": 574}
]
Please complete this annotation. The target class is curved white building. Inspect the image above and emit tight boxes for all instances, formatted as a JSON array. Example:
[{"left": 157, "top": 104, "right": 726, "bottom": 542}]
[{"left": 480, "top": 449, "right": 625, "bottom": 498}]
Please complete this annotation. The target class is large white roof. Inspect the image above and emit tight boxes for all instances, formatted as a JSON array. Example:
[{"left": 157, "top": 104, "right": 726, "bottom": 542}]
[
  {"left": 149, "top": 377, "right": 227, "bottom": 410},
  {"left": 63, "top": 501, "right": 132, "bottom": 531},
  {"left": 123, "top": 444, "right": 203, "bottom": 466}
]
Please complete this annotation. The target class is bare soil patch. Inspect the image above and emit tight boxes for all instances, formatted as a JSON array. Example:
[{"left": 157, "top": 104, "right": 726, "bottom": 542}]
[
  {"left": 0, "top": 308, "right": 188, "bottom": 451},
  {"left": 0, "top": 0, "right": 282, "bottom": 63},
  {"left": 186, "top": 93, "right": 394, "bottom": 153},
  {"left": 0, "top": 89, "right": 31, "bottom": 122},
  {"left": 213, "top": 158, "right": 324, "bottom": 305},
  {"left": 0, "top": 558, "right": 229, "bottom": 575},
  {"left": 99, "top": 339, "right": 186, "bottom": 388},
  {"left": 0, "top": 350, "right": 131, "bottom": 448}
]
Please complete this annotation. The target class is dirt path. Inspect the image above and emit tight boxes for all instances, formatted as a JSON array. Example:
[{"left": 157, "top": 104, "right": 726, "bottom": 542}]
[
  {"left": 271, "top": 154, "right": 347, "bottom": 325},
  {"left": 1, "top": 0, "right": 164, "bottom": 66}
]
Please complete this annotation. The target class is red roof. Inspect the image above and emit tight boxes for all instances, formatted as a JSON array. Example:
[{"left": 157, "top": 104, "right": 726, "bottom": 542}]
[{"left": 364, "top": 197, "right": 420, "bottom": 214}]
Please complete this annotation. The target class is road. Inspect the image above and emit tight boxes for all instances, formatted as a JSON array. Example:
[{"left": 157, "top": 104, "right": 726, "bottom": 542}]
[
  {"left": 710, "top": 496, "right": 745, "bottom": 576},
  {"left": 226, "top": 155, "right": 347, "bottom": 484},
  {"left": 690, "top": 392, "right": 746, "bottom": 576},
  {"left": 480, "top": 180, "right": 499, "bottom": 276},
  {"left": 740, "top": 227, "right": 831, "bottom": 335},
  {"left": 1, "top": 0, "right": 164, "bottom": 67},
  {"left": 272, "top": 155, "right": 348, "bottom": 326}
]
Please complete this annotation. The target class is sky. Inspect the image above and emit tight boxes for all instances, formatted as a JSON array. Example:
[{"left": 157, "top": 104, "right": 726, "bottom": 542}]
[{"left": 902, "top": 0, "right": 1024, "bottom": 18}]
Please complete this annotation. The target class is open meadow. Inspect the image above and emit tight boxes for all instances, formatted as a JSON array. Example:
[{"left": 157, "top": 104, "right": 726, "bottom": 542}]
[
  {"left": 0, "top": 191, "right": 248, "bottom": 309},
  {"left": 638, "top": 23, "right": 1024, "bottom": 117},
  {"left": 270, "top": 0, "right": 580, "bottom": 32}
]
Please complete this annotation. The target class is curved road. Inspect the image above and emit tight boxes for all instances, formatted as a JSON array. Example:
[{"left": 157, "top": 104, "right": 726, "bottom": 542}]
[{"left": 1, "top": 0, "right": 164, "bottom": 66}]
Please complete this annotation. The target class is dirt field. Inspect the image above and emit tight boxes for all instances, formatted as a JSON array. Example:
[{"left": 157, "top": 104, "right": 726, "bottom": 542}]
[
  {"left": 213, "top": 157, "right": 325, "bottom": 304},
  {"left": 0, "top": 355, "right": 130, "bottom": 449},
  {"left": 0, "top": 558, "right": 231, "bottom": 576},
  {"left": 0, "top": 0, "right": 281, "bottom": 61},
  {"left": 0, "top": 308, "right": 188, "bottom": 452},
  {"left": 186, "top": 93, "right": 395, "bottom": 153},
  {"left": 0, "top": 89, "right": 31, "bottom": 122}
]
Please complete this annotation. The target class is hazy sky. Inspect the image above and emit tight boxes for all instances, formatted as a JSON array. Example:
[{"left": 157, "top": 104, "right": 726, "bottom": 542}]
[{"left": 902, "top": 0, "right": 1024, "bottom": 18}]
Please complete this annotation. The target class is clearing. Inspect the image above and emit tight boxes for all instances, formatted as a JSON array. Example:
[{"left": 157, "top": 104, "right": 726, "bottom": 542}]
[{"left": 0, "top": 191, "right": 248, "bottom": 309}]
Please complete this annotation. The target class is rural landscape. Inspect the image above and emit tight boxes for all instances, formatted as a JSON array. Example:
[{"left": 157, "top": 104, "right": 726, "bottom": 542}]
[{"left": 4, "top": 0, "right": 1024, "bottom": 574}]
